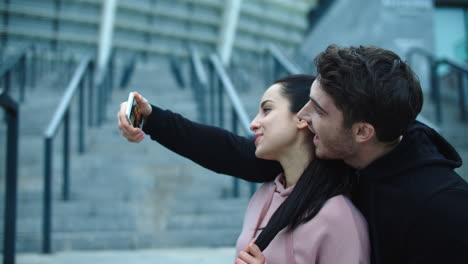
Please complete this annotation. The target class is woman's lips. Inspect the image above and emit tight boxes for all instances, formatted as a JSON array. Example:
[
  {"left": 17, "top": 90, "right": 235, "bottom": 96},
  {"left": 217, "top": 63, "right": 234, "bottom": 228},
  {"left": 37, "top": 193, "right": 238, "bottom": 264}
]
[{"left": 254, "top": 134, "right": 262, "bottom": 144}]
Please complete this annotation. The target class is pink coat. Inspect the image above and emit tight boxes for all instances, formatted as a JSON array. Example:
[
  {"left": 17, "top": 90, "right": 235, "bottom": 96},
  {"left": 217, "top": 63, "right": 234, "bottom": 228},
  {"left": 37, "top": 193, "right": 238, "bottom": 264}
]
[{"left": 236, "top": 174, "right": 370, "bottom": 264}]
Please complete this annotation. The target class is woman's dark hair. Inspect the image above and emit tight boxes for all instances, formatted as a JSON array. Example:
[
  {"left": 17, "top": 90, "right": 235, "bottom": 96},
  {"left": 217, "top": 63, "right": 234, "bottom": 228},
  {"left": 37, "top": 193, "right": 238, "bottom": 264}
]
[
  {"left": 254, "top": 74, "right": 351, "bottom": 251},
  {"left": 273, "top": 74, "right": 315, "bottom": 112}
]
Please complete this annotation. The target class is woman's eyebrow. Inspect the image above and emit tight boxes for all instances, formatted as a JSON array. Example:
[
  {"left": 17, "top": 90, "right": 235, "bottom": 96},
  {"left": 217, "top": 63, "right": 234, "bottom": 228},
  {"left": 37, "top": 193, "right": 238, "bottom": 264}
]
[{"left": 260, "top": 100, "right": 274, "bottom": 108}]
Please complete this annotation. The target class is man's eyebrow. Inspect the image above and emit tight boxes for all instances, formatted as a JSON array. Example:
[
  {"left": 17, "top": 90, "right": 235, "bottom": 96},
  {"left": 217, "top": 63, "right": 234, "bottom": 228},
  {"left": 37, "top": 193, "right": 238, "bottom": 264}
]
[
  {"left": 260, "top": 100, "right": 274, "bottom": 108},
  {"left": 309, "top": 97, "right": 328, "bottom": 114}
]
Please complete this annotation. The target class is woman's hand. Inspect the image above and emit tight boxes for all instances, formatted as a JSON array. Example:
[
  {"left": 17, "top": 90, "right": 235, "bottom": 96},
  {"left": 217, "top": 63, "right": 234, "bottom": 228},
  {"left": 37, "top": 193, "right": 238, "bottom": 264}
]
[
  {"left": 117, "top": 91, "right": 152, "bottom": 143},
  {"left": 235, "top": 241, "right": 265, "bottom": 264}
]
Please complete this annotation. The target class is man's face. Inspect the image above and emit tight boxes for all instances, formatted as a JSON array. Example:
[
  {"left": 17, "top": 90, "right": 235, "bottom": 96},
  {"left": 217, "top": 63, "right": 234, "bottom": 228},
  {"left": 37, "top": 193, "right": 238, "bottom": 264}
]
[{"left": 297, "top": 79, "right": 357, "bottom": 161}]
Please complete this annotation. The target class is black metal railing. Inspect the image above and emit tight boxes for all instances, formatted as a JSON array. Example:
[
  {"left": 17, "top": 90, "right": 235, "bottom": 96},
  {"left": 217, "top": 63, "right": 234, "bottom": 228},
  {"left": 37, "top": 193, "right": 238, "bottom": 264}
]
[
  {"left": 263, "top": 44, "right": 302, "bottom": 85},
  {"left": 206, "top": 53, "right": 257, "bottom": 197},
  {"left": 189, "top": 48, "right": 208, "bottom": 124},
  {"left": 119, "top": 54, "right": 137, "bottom": 90},
  {"left": 1, "top": 90, "right": 19, "bottom": 264},
  {"left": 42, "top": 56, "right": 94, "bottom": 254},
  {"left": 0, "top": 45, "right": 34, "bottom": 103},
  {"left": 95, "top": 51, "right": 115, "bottom": 126},
  {"left": 407, "top": 47, "right": 468, "bottom": 123}
]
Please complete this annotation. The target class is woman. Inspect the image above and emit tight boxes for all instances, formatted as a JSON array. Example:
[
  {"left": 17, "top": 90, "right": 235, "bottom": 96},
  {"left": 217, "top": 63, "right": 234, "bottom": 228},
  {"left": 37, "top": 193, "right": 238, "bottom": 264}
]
[{"left": 118, "top": 75, "right": 370, "bottom": 264}]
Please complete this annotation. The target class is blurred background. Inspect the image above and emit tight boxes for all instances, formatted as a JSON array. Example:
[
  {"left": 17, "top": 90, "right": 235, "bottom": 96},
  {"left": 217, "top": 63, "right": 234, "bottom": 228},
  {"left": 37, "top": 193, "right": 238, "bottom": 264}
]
[{"left": 0, "top": 0, "right": 467, "bottom": 263}]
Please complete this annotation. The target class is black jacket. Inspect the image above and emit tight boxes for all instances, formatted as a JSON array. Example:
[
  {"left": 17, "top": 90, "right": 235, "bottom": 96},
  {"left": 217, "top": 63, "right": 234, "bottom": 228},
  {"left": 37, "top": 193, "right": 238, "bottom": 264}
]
[{"left": 143, "top": 105, "right": 468, "bottom": 264}]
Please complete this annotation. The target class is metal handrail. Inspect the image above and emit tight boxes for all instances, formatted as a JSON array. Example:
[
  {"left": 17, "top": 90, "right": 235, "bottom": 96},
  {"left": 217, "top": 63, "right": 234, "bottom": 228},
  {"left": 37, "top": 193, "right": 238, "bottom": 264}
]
[
  {"left": 266, "top": 43, "right": 302, "bottom": 75},
  {"left": 189, "top": 48, "right": 209, "bottom": 123},
  {"left": 95, "top": 51, "right": 114, "bottom": 125},
  {"left": 0, "top": 44, "right": 35, "bottom": 102},
  {"left": 209, "top": 54, "right": 252, "bottom": 135},
  {"left": 1, "top": 90, "right": 19, "bottom": 264},
  {"left": 42, "top": 56, "right": 94, "bottom": 254},
  {"left": 207, "top": 53, "right": 256, "bottom": 197},
  {"left": 263, "top": 44, "right": 303, "bottom": 87},
  {"left": 407, "top": 47, "right": 468, "bottom": 123}
]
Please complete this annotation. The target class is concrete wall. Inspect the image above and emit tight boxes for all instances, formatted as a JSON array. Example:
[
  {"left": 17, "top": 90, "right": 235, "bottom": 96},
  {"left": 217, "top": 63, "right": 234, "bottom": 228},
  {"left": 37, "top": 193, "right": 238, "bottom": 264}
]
[{"left": 296, "top": 0, "right": 434, "bottom": 92}]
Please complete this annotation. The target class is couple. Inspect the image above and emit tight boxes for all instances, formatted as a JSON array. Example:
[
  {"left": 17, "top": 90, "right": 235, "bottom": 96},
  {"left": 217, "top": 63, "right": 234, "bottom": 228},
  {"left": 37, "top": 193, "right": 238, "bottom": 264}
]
[{"left": 117, "top": 45, "right": 468, "bottom": 264}]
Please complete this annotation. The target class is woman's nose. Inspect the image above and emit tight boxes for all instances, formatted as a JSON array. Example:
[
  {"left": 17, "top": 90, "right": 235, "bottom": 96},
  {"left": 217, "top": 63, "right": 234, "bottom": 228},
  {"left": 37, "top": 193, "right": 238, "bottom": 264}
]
[{"left": 250, "top": 116, "right": 260, "bottom": 132}]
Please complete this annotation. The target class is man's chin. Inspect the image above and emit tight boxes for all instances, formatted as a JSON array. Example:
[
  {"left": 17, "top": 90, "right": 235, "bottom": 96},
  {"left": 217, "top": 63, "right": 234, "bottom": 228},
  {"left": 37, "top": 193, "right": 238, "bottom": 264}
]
[{"left": 315, "top": 150, "right": 336, "bottom": 161}]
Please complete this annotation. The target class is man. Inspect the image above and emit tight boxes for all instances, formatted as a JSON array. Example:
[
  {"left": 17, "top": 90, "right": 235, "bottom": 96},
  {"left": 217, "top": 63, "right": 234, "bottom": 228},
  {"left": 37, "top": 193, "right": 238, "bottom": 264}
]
[{"left": 118, "top": 45, "right": 468, "bottom": 263}]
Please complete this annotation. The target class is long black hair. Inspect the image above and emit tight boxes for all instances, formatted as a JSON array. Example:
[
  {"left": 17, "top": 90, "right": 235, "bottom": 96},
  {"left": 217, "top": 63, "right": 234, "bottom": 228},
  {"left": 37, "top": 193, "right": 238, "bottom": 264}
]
[{"left": 254, "top": 74, "right": 351, "bottom": 251}]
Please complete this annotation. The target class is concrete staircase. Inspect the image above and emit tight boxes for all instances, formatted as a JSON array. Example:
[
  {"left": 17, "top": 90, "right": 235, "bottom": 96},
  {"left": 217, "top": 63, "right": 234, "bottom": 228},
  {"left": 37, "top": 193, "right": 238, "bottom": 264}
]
[
  {"left": 0, "top": 0, "right": 310, "bottom": 61},
  {"left": 1, "top": 57, "right": 260, "bottom": 253}
]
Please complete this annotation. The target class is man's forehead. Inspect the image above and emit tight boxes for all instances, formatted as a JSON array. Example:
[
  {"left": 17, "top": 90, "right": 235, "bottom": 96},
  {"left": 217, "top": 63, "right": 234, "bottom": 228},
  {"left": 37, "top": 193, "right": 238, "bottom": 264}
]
[
  {"left": 310, "top": 79, "right": 325, "bottom": 101},
  {"left": 309, "top": 80, "right": 339, "bottom": 112}
]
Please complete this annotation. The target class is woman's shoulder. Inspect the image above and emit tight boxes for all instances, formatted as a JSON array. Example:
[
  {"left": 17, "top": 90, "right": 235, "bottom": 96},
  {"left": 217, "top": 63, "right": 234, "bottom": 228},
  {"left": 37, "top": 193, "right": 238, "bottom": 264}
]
[
  {"left": 297, "top": 195, "right": 368, "bottom": 235},
  {"left": 293, "top": 195, "right": 370, "bottom": 263},
  {"left": 318, "top": 195, "right": 366, "bottom": 223}
]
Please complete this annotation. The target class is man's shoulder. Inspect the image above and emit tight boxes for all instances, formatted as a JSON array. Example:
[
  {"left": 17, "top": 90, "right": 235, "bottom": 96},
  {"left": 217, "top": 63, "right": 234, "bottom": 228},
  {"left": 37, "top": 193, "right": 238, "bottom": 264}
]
[{"left": 396, "top": 164, "right": 467, "bottom": 192}]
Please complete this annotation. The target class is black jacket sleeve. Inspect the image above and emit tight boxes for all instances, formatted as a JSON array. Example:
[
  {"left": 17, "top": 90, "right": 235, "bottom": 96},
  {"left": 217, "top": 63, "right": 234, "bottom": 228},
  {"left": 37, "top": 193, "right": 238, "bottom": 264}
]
[
  {"left": 407, "top": 187, "right": 468, "bottom": 264},
  {"left": 142, "top": 105, "right": 282, "bottom": 182}
]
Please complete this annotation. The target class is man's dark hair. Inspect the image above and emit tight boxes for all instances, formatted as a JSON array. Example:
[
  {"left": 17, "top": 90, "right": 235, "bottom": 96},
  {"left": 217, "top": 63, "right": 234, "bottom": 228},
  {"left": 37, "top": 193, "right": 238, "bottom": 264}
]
[{"left": 314, "top": 45, "right": 423, "bottom": 142}]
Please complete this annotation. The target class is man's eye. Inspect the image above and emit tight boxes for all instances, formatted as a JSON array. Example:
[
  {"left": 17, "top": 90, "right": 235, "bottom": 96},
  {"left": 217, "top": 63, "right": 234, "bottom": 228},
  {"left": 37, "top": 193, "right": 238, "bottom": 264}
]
[
  {"left": 314, "top": 107, "right": 323, "bottom": 115},
  {"left": 263, "top": 108, "right": 271, "bottom": 113}
]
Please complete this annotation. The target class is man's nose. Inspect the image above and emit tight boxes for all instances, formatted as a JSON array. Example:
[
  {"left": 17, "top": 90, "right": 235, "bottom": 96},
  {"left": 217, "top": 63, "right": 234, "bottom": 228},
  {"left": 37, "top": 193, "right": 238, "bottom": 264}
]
[{"left": 297, "top": 101, "right": 311, "bottom": 120}]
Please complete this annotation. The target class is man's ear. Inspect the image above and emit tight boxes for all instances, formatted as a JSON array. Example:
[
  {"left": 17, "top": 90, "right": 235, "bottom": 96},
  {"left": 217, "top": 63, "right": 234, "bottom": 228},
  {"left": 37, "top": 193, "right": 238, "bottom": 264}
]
[{"left": 353, "top": 122, "right": 375, "bottom": 143}]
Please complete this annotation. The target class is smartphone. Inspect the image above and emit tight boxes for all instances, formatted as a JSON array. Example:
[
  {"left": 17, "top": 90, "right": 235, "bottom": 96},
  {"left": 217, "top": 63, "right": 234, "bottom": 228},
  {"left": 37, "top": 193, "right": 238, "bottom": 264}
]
[{"left": 126, "top": 92, "right": 143, "bottom": 128}]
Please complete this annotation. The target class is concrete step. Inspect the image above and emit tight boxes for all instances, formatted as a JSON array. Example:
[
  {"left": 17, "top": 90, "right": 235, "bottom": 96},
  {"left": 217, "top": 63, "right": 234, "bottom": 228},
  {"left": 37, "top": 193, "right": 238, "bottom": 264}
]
[
  {"left": 168, "top": 198, "right": 249, "bottom": 215},
  {"left": 167, "top": 213, "right": 244, "bottom": 230},
  {"left": 10, "top": 247, "right": 236, "bottom": 264}
]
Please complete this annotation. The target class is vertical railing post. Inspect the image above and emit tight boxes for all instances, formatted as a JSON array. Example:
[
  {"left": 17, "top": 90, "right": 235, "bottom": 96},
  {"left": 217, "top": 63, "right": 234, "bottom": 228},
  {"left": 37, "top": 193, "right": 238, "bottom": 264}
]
[
  {"left": 104, "top": 67, "right": 110, "bottom": 121},
  {"left": 19, "top": 56, "right": 26, "bottom": 102},
  {"left": 218, "top": 79, "right": 224, "bottom": 127},
  {"left": 53, "top": 0, "right": 61, "bottom": 51},
  {"left": 263, "top": 50, "right": 270, "bottom": 88},
  {"left": 88, "top": 62, "right": 94, "bottom": 127},
  {"left": 31, "top": 46, "right": 37, "bottom": 89},
  {"left": 98, "top": 75, "right": 103, "bottom": 125},
  {"left": 2, "top": 0, "right": 10, "bottom": 48},
  {"left": 79, "top": 78, "right": 85, "bottom": 153},
  {"left": 457, "top": 71, "right": 466, "bottom": 122},
  {"left": 4, "top": 70, "right": 11, "bottom": 95},
  {"left": 63, "top": 110, "right": 70, "bottom": 201},
  {"left": 110, "top": 55, "right": 114, "bottom": 94},
  {"left": 231, "top": 109, "right": 239, "bottom": 197},
  {"left": 432, "top": 62, "right": 442, "bottom": 123},
  {"left": 200, "top": 77, "right": 207, "bottom": 125},
  {"left": 3, "top": 102, "right": 19, "bottom": 264},
  {"left": 42, "top": 137, "right": 53, "bottom": 254},
  {"left": 210, "top": 64, "right": 215, "bottom": 126}
]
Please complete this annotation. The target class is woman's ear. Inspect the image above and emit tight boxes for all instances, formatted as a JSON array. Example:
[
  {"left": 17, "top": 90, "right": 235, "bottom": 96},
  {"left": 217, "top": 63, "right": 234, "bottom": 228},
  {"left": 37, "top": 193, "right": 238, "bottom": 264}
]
[{"left": 296, "top": 118, "right": 308, "bottom": 129}]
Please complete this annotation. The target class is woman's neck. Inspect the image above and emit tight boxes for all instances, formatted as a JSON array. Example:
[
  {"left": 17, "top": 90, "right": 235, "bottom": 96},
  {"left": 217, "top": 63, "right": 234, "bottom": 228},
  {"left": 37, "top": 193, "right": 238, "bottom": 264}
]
[{"left": 278, "top": 142, "right": 314, "bottom": 188}]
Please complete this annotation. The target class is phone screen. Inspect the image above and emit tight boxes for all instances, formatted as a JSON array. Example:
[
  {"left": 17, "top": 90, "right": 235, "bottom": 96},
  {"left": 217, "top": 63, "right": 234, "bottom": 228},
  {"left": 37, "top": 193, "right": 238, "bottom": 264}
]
[{"left": 126, "top": 93, "right": 143, "bottom": 128}]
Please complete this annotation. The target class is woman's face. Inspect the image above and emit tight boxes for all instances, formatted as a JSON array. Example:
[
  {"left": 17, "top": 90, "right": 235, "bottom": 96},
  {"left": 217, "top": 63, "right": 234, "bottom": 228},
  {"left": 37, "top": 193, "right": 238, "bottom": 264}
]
[{"left": 250, "top": 84, "right": 302, "bottom": 160}]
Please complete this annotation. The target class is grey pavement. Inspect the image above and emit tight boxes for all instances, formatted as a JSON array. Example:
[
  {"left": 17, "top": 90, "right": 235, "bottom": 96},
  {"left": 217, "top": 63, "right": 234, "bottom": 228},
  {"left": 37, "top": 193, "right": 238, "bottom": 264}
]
[{"left": 9, "top": 247, "right": 236, "bottom": 264}]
